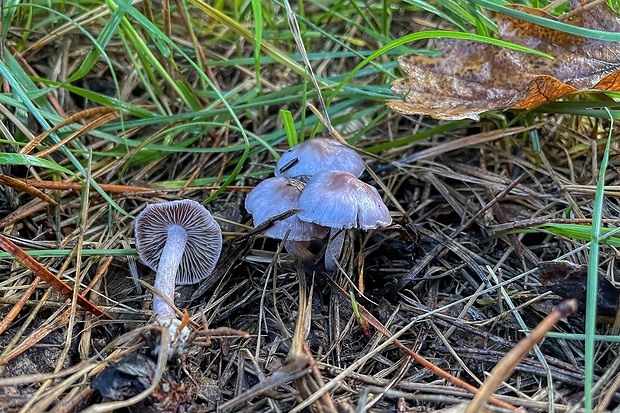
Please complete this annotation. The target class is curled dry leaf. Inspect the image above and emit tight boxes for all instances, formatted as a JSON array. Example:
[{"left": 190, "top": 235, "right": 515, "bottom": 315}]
[{"left": 388, "top": 0, "right": 620, "bottom": 120}]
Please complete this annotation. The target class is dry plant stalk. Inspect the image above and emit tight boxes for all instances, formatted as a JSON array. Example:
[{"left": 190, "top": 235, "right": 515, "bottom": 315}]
[{"left": 290, "top": 267, "right": 337, "bottom": 413}]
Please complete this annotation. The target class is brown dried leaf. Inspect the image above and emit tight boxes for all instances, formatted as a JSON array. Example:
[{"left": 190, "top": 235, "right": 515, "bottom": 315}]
[
  {"left": 538, "top": 260, "right": 620, "bottom": 318},
  {"left": 388, "top": 1, "right": 620, "bottom": 120},
  {"left": 511, "top": 75, "right": 577, "bottom": 109}
]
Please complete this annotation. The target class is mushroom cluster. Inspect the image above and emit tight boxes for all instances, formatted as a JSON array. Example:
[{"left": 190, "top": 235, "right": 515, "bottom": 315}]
[
  {"left": 134, "top": 199, "right": 222, "bottom": 358},
  {"left": 245, "top": 138, "right": 391, "bottom": 271}
]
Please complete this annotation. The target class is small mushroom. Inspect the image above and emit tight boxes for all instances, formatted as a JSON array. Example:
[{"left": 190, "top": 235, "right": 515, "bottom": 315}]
[
  {"left": 297, "top": 170, "right": 391, "bottom": 271},
  {"left": 135, "top": 199, "right": 222, "bottom": 357},
  {"left": 275, "top": 138, "right": 365, "bottom": 178},
  {"left": 245, "top": 176, "right": 327, "bottom": 263}
]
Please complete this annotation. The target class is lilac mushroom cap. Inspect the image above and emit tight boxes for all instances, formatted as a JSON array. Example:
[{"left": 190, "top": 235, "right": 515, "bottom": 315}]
[
  {"left": 245, "top": 176, "right": 327, "bottom": 241},
  {"left": 297, "top": 170, "right": 391, "bottom": 271},
  {"left": 275, "top": 138, "right": 365, "bottom": 178},
  {"left": 135, "top": 199, "right": 222, "bottom": 286},
  {"left": 297, "top": 170, "right": 392, "bottom": 230}
]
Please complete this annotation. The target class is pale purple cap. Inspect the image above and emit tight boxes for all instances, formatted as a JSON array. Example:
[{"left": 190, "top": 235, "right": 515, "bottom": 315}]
[
  {"left": 275, "top": 138, "right": 365, "bottom": 178},
  {"left": 297, "top": 170, "right": 392, "bottom": 230},
  {"left": 245, "top": 177, "right": 328, "bottom": 241},
  {"left": 135, "top": 200, "right": 222, "bottom": 285}
]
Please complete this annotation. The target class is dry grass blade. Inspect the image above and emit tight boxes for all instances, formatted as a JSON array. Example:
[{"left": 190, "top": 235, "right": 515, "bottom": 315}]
[
  {"left": 290, "top": 266, "right": 337, "bottom": 412},
  {"left": 396, "top": 123, "right": 546, "bottom": 165},
  {"left": 20, "top": 107, "right": 118, "bottom": 155},
  {"left": 0, "top": 174, "right": 57, "bottom": 206},
  {"left": 0, "top": 234, "right": 112, "bottom": 319},
  {"left": 49, "top": 387, "right": 96, "bottom": 413},
  {"left": 190, "top": 235, "right": 254, "bottom": 302},
  {"left": 0, "top": 199, "right": 50, "bottom": 229},
  {"left": 217, "top": 356, "right": 313, "bottom": 412},
  {"left": 465, "top": 299, "right": 578, "bottom": 413},
  {"left": 0, "top": 276, "right": 41, "bottom": 335}
]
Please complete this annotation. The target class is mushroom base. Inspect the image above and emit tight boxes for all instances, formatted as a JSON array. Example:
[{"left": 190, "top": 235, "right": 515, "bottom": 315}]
[{"left": 145, "top": 317, "right": 192, "bottom": 360}]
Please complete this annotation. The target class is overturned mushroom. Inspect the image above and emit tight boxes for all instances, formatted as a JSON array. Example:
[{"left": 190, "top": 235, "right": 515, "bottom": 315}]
[
  {"left": 245, "top": 176, "right": 327, "bottom": 263},
  {"left": 275, "top": 138, "right": 365, "bottom": 178},
  {"left": 297, "top": 170, "right": 391, "bottom": 271},
  {"left": 135, "top": 199, "right": 222, "bottom": 357}
]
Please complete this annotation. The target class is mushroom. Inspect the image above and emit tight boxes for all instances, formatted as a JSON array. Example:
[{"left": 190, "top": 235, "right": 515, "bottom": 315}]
[
  {"left": 245, "top": 176, "right": 327, "bottom": 263},
  {"left": 134, "top": 199, "right": 222, "bottom": 357},
  {"left": 297, "top": 170, "right": 391, "bottom": 271},
  {"left": 275, "top": 138, "right": 365, "bottom": 178}
]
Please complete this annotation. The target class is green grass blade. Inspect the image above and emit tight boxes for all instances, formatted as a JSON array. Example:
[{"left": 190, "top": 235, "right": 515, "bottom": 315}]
[
  {"left": 536, "top": 223, "right": 620, "bottom": 247},
  {"left": 251, "top": 0, "right": 263, "bottom": 94},
  {"left": 0, "top": 153, "right": 76, "bottom": 176},
  {"left": 584, "top": 111, "right": 613, "bottom": 411},
  {"left": 0, "top": 55, "right": 130, "bottom": 218},
  {"left": 0, "top": 249, "right": 136, "bottom": 259},
  {"left": 67, "top": 6, "right": 124, "bottom": 82},
  {"left": 281, "top": 109, "right": 297, "bottom": 148}
]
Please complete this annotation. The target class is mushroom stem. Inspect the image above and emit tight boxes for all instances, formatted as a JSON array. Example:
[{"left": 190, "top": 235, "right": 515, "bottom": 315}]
[
  {"left": 153, "top": 224, "right": 188, "bottom": 320},
  {"left": 284, "top": 240, "right": 316, "bottom": 268},
  {"left": 325, "top": 229, "right": 345, "bottom": 272}
]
